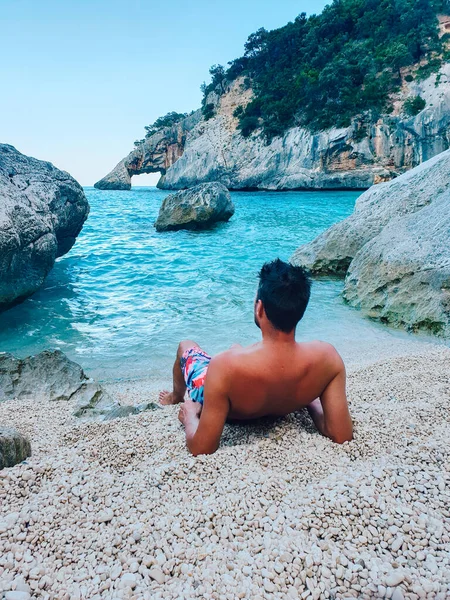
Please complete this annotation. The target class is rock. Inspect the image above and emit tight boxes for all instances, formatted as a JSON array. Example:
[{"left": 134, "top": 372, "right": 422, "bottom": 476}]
[
  {"left": 95, "top": 66, "right": 450, "bottom": 191},
  {"left": 0, "top": 427, "right": 31, "bottom": 469},
  {"left": 0, "top": 350, "right": 86, "bottom": 402},
  {"left": 0, "top": 144, "right": 89, "bottom": 311},
  {"left": 154, "top": 182, "right": 234, "bottom": 232},
  {"left": 0, "top": 349, "right": 129, "bottom": 419},
  {"left": 385, "top": 570, "right": 405, "bottom": 587},
  {"left": 118, "top": 573, "right": 137, "bottom": 589},
  {"left": 96, "top": 509, "right": 114, "bottom": 523},
  {"left": 71, "top": 381, "right": 117, "bottom": 418},
  {"left": 392, "top": 588, "right": 405, "bottom": 600},
  {"left": 292, "top": 148, "right": 450, "bottom": 335},
  {"left": 344, "top": 185, "right": 450, "bottom": 335},
  {"left": 148, "top": 567, "right": 165, "bottom": 584},
  {"left": 101, "top": 401, "right": 161, "bottom": 421},
  {"left": 4, "top": 592, "right": 31, "bottom": 600},
  {"left": 291, "top": 148, "right": 450, "bottom": 275}
]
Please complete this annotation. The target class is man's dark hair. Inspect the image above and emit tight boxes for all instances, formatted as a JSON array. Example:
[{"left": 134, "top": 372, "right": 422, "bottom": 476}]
[{"left": 257, "top": 259, "right": 311, "bottom": 333}]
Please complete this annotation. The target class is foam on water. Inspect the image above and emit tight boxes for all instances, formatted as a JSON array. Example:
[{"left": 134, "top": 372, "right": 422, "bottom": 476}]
[{"left": 0, "top": 187, "right": 440, "bottom": 380}]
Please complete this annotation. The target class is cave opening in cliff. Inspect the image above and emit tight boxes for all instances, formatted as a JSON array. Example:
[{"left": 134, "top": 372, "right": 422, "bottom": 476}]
[{"left": 131, "top": 172, "right": 161, "bottom": 187}]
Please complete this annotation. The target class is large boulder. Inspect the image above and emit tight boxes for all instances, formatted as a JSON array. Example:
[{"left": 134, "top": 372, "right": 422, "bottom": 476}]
[
  {"left": 0, "top": 350, "right": 159, "bottom": 420},
  {"left": 0, "top": 427, "right": 31, "bottom": 469},
  {"left": 0, "top": 350, "right": 116, "bottom": 418},
  {"left": 155, "top": 182, "right": 235, "bottom": 232},
  {"left": 0, "top": 144, "right": 89, "bottom": 311},
  {"left": 343, "top": 191, "right": 450, "bottom": 335},
  {"left": 291, "top": 149, "right": 450, "bottom": 335},
  {"left": 291, "top": 149, "right": 450, "bottom": 274}
]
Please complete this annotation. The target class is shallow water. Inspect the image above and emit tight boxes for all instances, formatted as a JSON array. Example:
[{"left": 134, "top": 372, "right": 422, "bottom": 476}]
[{"left": 0, "top": 188, "right": 440, "bottom": 380}]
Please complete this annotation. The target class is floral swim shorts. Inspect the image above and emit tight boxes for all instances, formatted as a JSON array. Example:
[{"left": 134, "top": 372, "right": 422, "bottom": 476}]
[{"left": 180, "top": 346, "right": 212, "bottom": 405}]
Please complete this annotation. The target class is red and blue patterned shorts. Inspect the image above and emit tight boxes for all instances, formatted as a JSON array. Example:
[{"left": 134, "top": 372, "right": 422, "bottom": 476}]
[{"left": 180, "top": 346, "right": 211, "bottom": 404}]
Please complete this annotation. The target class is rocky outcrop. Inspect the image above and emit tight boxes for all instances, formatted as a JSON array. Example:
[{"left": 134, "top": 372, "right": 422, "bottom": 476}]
[
  {"left": 0, "top": 144, "right": 89, "bottom": 311},
  {"left": 155, "top": 182, "right": 234, "bottom": 231},
  {"left": 291, "top": 149, "right": 450, "bottom": 335},
  {"left": 0, "top": 427, "right": 31, "bottom": 470},
  {"left": 344, "top": 192, "right": 450, "bottom": 334},
  {"left": 291, "top": 149, "right": 450, "bottom": 274},
  {"left": 95, "top": 66, "right": 450, "bottom": 191},
  {"left": 0, "top": 350, "right": 160, "bottom": 420},
  {"left": 0, "top": 350, "right": 115, "bottom": 418}
]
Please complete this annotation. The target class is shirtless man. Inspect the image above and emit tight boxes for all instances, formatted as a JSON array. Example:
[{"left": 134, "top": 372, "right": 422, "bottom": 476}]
[{"left": 159, "top": 259, "right": 353, "bottom": 456}]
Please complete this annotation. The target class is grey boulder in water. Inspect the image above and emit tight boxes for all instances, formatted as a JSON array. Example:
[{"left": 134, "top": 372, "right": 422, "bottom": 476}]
[
  {"left": 0, "top": 144, "right": 89, "bottom": 312},
  {"left": 291, "top": 149, "right": 450, "bottom": 335},
  {"left": 155, "top": 182, "right": 235, "bottom": 232},
  {"left": 0, "top": 427, "right": 31, "bottom": 470}
]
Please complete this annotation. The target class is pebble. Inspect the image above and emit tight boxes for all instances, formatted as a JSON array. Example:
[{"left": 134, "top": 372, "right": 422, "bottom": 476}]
[
  {"left": 0, "top": 350, "right": 449, "bottom": 599},
  {"left": 149, "top": 567, "right": 165, "bottom": 584},
  {"left": 385, "top": 570, "right": 405, "bottom": 587},
  {"left": 392, "top": 588, "right": 405, "bottom": 600},
  {"left": 96, "top": 509, "right": 114, "bottom": 523}
]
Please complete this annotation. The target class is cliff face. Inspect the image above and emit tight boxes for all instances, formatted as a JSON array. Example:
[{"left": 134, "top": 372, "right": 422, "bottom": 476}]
[{"left": 95, "top": 65, "right": 450, "bottom": 191}]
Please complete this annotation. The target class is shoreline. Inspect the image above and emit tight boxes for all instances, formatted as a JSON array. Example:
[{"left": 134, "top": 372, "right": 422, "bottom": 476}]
[{"left": 1, "top": 342, "right": 449, "bottom": 598}]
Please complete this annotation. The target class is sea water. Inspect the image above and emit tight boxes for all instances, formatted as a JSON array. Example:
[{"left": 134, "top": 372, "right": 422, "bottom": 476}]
[{"left": 0, "top": 188, "right": 438, "bottom": 381}]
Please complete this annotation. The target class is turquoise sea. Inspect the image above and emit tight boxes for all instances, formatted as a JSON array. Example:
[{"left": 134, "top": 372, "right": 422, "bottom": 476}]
[{"left": 0, "top": 188, "right": 437, "bottom": 381}]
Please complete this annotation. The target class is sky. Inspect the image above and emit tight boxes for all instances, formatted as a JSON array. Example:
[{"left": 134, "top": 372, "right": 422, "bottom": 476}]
[{"left": 1, "top": 0, "right": 328, "bottom": 186}]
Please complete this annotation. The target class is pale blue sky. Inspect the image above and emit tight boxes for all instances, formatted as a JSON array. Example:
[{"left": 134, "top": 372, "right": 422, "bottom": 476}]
[{"left": 1, "top": 0, "right": 328, "bottom": 185}]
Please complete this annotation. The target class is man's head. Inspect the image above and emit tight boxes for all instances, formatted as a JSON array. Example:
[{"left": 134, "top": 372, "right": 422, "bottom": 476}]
[{"left": 255, "top": 259, "right": 311, "bottom": 333}]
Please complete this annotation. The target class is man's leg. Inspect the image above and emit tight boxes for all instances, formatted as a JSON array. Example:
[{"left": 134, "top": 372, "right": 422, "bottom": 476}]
[{"left": 159, "top": 340, "right": 200, "bottom": 405}]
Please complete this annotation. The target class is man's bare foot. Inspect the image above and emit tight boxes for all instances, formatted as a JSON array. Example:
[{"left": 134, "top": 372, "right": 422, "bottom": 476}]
[{"left": 159, "top": 390, "right": 183, "bottom": 405}]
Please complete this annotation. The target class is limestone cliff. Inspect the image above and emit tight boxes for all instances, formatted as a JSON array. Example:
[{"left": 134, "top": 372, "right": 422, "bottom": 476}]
[{"left": 95, "top": 65, "right": 450, "bottom": 191}]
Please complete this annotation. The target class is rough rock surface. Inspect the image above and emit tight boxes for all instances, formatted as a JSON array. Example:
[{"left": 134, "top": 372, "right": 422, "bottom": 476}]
[
  {"left": 95, "top": 66, "right": 450, "bottom": 191},
  {"left": 0, "top": 427, "right": 31, "bottom": 470},
  {"left": 0, "top": 350, "right": 115, "bottom": 418},
  {"left": 291, "top": 149, "right": 450, "bottom": 275},
  {"left": 291, "top": 149, "right": 450, "bottom": 334},
  {"left": 344, "top": 190, "right": 450, "bottom": 334},
  {"left": 154, "top": 182, "right": 234, "bottom": 232},
  {"left": 0, "top": 350, "right": 160, "bottom": 420},
  {"left": 0, "top": 144, "right": 89, "bottom": 311}
]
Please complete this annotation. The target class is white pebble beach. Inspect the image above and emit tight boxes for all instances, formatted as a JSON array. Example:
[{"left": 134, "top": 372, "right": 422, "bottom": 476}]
[{"left": 0, "top": 346, "right": 449, "bottom": 599}]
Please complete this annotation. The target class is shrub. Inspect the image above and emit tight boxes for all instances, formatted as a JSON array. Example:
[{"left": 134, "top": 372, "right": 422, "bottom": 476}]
[{"left": 404, "top": 96, "right": 426, "bottom": 116}]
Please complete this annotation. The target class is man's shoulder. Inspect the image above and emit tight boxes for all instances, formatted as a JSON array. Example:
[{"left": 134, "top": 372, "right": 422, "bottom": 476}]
[{"left": 300, "top": 340, "right": 345, "bottom": 374}]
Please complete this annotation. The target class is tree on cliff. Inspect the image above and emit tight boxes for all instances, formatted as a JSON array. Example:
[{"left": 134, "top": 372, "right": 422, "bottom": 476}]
[
  {"left": 144, "top": 112, "right": 188, "bottom": 137},
  {"left": 200, "top": 0, "right": 447, "bottom": 139}
]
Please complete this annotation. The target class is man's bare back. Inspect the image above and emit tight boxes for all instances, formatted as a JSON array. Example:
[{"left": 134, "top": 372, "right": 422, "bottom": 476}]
[{"left": 159, "top": 259, "right": 353, "bottom": 455}]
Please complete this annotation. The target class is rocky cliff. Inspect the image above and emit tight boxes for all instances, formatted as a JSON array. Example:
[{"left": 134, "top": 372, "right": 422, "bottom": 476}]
[
  {"left": 291, "top": 149, "right": 450, "bottom": 336},
  {"left": 95, "top": 65, "right": 450, "bottom": 191},
  {"left": 0, "top": 144, "right": 89, "bottom": 312}
]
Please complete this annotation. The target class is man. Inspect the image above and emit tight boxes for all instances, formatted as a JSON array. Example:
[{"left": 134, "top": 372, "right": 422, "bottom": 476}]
[{"left": 159, "top": 259, "right": 353, "bottom": 456}]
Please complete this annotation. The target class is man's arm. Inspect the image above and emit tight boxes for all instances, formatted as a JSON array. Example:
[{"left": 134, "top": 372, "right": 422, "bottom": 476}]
[
  {"left": 179, "top": 356, "right": 230, "bottom": 456},
  {"left": 307, "top": 347, "right": 353, "bottom": 444}
]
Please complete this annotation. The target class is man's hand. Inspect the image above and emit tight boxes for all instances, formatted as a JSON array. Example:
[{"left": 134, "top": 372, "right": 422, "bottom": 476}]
[{"left": 178, "top": 398, "right": 202, "bottom": 425}]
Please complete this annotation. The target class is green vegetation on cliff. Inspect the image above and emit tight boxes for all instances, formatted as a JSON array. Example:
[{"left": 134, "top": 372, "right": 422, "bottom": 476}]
[{"left": 202, "top": 0, "right": 449, "bottom": 139}]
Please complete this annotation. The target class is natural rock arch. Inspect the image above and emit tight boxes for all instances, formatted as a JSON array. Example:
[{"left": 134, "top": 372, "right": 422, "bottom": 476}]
[{"left": 94, "top": 111, "right": 202, "bottom": 190}]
